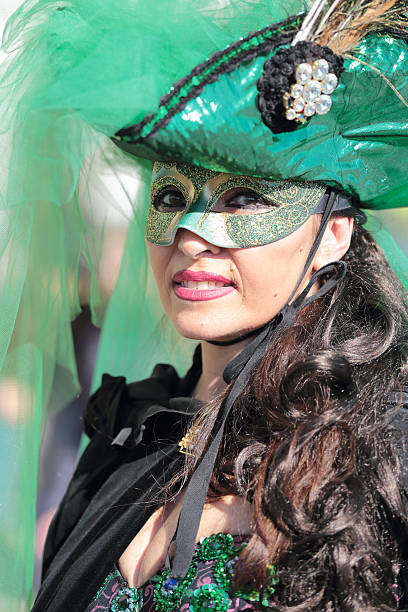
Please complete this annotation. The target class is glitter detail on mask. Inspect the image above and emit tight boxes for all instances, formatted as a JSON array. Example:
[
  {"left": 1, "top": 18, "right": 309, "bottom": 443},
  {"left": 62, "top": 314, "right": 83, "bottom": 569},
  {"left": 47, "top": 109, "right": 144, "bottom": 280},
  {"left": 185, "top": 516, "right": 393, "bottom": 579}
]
[
  {"left": 154, "top": 161, "right": 176, "bottom": 171},
  {"left": 146, "top": 174, "right": 191, "bottom": 243},
  {"left": 146, "top": 161, "right": 325, "bottom": 247},
  {"left": 225, "top": 179, "right": 324, "bottom": 246},
  {"left": 226, "top": 200, "right": 312, "bottom": 246},
  {"left": 175, "top": 162, "right": 216, "bottom": 201},
  {"left": 146, "top": 206, "right": 179, "bottom": 243}
]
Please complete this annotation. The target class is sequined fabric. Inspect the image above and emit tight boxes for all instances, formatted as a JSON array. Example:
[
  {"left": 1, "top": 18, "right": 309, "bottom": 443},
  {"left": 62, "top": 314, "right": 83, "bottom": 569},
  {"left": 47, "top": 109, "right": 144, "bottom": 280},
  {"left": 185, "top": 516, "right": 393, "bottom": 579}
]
[{"left": 86, "top": 533, "right": 276, "bottom": 611}]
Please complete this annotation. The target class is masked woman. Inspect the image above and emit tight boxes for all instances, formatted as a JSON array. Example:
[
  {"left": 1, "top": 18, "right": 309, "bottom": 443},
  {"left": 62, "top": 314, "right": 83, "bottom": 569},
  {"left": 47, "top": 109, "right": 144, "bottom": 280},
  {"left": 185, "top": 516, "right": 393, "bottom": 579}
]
[{"left": 1, "top": 0, "right": 408, "bottom": 611}]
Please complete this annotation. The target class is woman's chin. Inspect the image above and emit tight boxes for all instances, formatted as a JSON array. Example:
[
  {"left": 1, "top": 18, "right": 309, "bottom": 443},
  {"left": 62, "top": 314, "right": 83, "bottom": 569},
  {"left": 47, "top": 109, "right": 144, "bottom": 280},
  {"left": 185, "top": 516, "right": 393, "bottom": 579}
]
[{"left": 172, "top": 318, "right": 255, "bottom": 343}]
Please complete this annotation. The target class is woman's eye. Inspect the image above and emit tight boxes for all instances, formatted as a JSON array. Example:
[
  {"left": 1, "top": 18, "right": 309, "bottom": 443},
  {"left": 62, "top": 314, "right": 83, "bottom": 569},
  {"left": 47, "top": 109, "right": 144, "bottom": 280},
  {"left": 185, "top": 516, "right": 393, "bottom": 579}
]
[
  {"left": 218, "top": 189, "right": 273, "bottom": 212},
  {"left": 153, "top": 188, "right": 187, "bottom": 212}
]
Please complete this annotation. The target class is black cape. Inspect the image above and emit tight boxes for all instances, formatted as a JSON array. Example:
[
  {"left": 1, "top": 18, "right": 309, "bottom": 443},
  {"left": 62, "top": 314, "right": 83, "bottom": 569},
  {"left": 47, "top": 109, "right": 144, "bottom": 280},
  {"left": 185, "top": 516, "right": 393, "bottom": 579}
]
[
  {"left": 32, "top": 347, "right": 408, "bottom": 612},
  {"left": 32, "top": 348, "right": 203, "bottom": 612}
]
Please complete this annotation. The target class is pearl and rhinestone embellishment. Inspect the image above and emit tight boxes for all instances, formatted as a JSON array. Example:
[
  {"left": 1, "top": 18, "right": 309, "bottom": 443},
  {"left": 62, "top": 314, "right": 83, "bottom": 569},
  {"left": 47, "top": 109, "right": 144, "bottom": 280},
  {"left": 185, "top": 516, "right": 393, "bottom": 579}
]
[{"left": 283, "top": 58, "right": 338, "bottom": 124}]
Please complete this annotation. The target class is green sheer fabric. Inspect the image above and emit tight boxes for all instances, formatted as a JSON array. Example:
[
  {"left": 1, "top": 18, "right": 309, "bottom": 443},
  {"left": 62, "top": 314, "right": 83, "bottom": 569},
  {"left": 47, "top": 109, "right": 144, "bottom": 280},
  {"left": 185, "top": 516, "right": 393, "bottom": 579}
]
[
  {"left": 2, "top": 1, "right": 269, "bottom": 604},
  {"left": 366, "top": 213, "right": 408, "bottom": 293}
]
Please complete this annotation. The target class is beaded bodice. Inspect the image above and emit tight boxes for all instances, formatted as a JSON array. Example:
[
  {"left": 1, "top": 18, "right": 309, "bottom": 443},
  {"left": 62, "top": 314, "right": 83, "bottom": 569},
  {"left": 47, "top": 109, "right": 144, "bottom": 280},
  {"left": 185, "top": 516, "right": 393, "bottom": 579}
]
[{"left": 86, "top": 533, "right": 277, "bottom": 612}]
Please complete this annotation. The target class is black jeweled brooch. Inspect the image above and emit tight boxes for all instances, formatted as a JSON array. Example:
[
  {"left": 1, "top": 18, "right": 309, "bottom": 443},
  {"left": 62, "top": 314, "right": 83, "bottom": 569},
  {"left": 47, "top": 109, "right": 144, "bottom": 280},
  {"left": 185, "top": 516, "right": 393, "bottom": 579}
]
[{"left": 257, "top": 41, "right": 344, "bottom": 133}]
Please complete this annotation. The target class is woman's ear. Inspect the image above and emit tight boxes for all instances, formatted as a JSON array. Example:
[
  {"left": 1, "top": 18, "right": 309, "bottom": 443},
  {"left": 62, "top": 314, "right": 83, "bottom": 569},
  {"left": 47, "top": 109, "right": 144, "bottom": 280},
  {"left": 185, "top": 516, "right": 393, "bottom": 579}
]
[{"left": 312, "top": 215, "right": 354, "bottom": 271}]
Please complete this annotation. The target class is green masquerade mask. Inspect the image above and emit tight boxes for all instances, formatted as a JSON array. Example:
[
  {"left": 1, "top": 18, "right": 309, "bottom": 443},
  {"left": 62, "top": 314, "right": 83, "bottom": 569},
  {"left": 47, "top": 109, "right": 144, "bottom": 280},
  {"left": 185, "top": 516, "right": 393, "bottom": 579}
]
[{"left": 147, "top": 161, "right": 327, "bottom": 247}]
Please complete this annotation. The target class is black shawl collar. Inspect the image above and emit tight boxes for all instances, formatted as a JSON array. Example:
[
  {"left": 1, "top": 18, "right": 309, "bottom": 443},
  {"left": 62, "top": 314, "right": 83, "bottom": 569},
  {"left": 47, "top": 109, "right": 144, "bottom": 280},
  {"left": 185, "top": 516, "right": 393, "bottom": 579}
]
[{"left": 33, "top": 351, "right": 202, "bottom": 612}]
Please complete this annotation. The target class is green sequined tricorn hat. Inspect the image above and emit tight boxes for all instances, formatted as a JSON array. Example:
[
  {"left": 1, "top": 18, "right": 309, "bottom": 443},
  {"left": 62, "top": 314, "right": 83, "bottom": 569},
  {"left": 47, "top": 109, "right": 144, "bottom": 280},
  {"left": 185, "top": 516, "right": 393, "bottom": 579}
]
[{"left": 112, "top": 0, "right": 408, "bottom": 212}]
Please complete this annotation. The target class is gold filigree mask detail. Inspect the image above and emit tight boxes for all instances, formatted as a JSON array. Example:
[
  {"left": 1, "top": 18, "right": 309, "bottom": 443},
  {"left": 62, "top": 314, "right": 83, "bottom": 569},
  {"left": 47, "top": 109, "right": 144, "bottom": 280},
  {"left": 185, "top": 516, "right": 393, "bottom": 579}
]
[{"left": 146, "top": 161, "right": 326, "bottom": 248}]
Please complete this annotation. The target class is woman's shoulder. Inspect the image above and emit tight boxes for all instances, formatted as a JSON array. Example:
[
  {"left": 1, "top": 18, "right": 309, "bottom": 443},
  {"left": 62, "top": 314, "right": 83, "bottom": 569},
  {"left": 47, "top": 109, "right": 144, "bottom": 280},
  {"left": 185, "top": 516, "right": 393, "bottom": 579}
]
[
  {"left": 83, "top": 347, "right": 202, "bottom": 446},
  {"left": 83, "top": 364, "right": 181, "bottom": 445},
  {"left": 63, "top": 364, "right": 188, "bottom": 507}
]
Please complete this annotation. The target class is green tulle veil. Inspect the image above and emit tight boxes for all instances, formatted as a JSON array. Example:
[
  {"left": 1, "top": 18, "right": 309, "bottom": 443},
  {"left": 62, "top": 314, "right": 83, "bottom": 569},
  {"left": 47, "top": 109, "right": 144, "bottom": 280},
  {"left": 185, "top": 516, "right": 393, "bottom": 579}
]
[
  {"left": 0, "top": 2, "right": 289, "bottom": 605},
  {"left": 1, "top": 0, "right": 408, "bottom": 609}
]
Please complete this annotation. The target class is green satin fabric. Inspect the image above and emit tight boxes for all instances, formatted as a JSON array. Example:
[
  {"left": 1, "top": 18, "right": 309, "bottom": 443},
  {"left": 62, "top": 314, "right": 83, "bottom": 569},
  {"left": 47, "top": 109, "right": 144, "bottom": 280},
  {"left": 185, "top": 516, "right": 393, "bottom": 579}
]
[{"left": 121, "top": 35, "right": 408, "bottom": 211}]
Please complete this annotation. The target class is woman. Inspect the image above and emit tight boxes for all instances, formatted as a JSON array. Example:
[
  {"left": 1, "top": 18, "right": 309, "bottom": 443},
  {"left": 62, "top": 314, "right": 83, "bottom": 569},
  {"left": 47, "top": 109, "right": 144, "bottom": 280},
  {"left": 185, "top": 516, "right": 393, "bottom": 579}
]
[
  {"left": 32, "top": 163, "right": 408, "bottom": 611},
  {"left": 1, "top": 0, "right": 408, "bottom": 610}
]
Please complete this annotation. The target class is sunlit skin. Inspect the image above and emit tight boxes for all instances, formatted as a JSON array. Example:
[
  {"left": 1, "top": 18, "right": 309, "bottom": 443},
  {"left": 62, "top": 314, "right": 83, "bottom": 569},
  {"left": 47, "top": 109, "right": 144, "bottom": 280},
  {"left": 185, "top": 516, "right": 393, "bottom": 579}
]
[
  {"left": 147, "top": 214, "right": 353, "bottom": 400},
  {"left": 147, "top": 216, "right": 319, "bottom": 342}
]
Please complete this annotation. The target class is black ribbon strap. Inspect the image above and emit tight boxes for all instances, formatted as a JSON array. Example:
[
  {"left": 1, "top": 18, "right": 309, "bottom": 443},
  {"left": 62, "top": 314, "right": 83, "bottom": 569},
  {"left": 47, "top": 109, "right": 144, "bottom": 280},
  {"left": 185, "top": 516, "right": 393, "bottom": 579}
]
[
  {"left": 285, "top": 190, "right": 338, "bottom": 305},
  {"left": 170, "top": 323, "right": 272, "bottom": 578},
  {"left": 292, "top": 260, "right": 347, "bottom": 310},
  {"left": 169, "top": 189, "right": 344, "bottom": 579}
]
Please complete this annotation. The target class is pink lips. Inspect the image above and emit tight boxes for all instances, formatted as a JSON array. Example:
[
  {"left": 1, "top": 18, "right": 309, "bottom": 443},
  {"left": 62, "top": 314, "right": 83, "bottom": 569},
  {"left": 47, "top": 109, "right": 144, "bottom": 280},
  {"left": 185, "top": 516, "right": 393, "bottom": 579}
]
[{"left": 172, "top": 269, "right": 236, "bottom": 301}]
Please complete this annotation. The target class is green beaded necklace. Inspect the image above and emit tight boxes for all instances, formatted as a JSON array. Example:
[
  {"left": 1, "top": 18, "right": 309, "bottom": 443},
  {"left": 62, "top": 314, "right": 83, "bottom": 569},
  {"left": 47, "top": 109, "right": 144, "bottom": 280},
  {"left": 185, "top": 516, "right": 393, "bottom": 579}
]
[
  {"left": 96, "top": 533, "right": 278, "bottom": 612},
  {"left": 153, "top": 533, "right": 278, "bottom": 611}
]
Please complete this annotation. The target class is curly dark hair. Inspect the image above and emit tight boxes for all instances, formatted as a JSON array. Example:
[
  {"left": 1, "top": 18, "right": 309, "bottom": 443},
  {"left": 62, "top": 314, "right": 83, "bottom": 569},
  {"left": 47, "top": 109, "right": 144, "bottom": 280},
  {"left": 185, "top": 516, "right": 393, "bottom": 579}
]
[{"left": 171, "top": 221, "right": 408, "bottom": 610}]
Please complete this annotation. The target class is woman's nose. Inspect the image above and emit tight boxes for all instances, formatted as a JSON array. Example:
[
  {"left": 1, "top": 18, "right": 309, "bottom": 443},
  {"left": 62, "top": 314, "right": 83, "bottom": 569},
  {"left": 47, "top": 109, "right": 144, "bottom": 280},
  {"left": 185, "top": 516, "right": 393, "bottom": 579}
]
[{"left": 175, "top": 228, "right": 222, "bottom": 258}]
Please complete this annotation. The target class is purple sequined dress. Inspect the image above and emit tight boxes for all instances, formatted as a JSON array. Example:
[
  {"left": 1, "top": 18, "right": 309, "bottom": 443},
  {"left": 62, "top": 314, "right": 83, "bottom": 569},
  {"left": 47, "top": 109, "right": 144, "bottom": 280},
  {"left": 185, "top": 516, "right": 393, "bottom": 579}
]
[{"left": 86, "top": 533, "right": 277, "bottom": 612}]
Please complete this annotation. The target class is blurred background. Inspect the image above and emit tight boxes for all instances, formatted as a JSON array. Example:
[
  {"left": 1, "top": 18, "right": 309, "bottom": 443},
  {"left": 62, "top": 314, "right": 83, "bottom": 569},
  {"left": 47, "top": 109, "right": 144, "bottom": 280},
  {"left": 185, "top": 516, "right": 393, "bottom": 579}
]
[
  {"left": 1, "top": 0, "right": 408, "bottom": 599},
  {"left": 0, "top": 0, "right": 130, "bottom": 591},
  {"left": 0, "top": 1, "right": 14, "bottom": 59}
]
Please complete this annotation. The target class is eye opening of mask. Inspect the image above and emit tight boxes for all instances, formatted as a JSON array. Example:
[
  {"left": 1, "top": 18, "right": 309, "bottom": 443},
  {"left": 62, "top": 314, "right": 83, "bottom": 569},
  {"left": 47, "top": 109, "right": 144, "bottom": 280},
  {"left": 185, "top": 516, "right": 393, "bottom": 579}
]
[
  {"left": 153, "top": 186, "right": 187, "bottom": 212},
  {"left": 211, "top": 187, "right": 277, "bottom": 214}
]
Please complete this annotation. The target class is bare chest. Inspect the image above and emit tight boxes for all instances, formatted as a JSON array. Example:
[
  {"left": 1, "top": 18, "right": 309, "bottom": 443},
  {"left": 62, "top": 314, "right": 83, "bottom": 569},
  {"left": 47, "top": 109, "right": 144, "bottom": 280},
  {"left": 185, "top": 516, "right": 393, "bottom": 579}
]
[{"left": 118, "top": 493, "right": 253, "bottom": 588}]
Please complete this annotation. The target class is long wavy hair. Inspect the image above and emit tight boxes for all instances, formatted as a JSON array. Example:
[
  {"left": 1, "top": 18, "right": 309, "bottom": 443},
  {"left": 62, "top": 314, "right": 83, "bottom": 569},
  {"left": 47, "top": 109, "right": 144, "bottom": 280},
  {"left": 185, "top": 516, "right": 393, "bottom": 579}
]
[{"left": 170, "top": 220, "right": 408, "bottom": 610}]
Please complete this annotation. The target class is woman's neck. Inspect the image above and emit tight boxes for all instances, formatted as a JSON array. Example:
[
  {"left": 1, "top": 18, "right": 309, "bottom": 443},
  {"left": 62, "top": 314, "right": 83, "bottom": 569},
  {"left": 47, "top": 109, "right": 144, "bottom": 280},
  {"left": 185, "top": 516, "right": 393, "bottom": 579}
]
[{"left": 193, "top": 338, "right": 250, "bottom": 402}]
